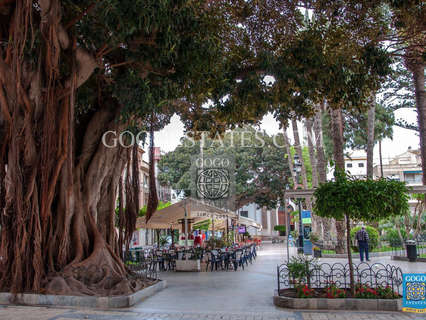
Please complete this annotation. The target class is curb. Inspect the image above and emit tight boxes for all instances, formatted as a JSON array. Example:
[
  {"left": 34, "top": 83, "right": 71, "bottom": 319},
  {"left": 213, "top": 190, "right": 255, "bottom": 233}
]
[
  {"left": 322, "top": 252, "right": 393, "bottom": 259},
  {"left": 273, "top": 291, "right": 401, "bottom": 311},
  {"left": 0, "top": 280, "right": 167, "bottom": 308},
  {"left": 391, "top": 256, "right": 426, "bottom": 263}
]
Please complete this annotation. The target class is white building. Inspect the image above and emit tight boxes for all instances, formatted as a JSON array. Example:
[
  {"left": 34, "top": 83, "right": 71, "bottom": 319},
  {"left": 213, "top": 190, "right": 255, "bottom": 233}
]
[
  {"left": 344, "top": 150, "right": 367, "bottom": 179},
  {"left": 327, "top": 149, "right": 367, "bottom": 180},
  {"left": 237, "top": 203, "right": 283, "bottom": 239},
  {"left": 373, "top": 147, "right": 422, "bottom": 185}
]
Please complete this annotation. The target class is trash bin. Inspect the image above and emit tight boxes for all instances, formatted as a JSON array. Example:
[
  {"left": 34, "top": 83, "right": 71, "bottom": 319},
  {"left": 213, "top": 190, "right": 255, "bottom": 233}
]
[{"left": 406, "top": 240, "right": 417, "bottom": 262}]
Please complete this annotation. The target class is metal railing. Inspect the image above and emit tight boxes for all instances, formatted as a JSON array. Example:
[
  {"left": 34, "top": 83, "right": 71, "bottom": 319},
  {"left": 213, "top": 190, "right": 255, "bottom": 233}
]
[
  {"left": 124, "top": 250, "right": 160, "bottom": 280},
  {"left": 277, "top": 262, "right": 403, "bottom": 296},
  {"left": 390, "top": 240, "right": 426, "bottom": 258}
]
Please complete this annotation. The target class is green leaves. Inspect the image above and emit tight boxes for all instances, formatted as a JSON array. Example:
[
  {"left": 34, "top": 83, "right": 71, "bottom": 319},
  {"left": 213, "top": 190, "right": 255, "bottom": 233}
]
[
  {"left": 314, "top": 171, "right": 410, "bottom": 222},
  {"left": 157, "top": 127, "right": 290, "bottom": 209}
]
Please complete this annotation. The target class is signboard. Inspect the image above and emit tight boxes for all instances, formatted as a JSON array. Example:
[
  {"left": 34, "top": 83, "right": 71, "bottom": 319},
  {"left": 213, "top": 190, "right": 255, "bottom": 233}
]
[
  {"left": 301, "top": 210, "right": 311, "bottom": 224},
  {"left": 193, "top": 211, "right": 228, "bottom": 220},
  {"left": 303, "top": 240, "right": 312, "bottom": 255},
  {"left": 403, "top": 273, "right": 426, "bottom": 313},
  {"left": 238, "top": 226, "right": 246, "bottom": 234}
]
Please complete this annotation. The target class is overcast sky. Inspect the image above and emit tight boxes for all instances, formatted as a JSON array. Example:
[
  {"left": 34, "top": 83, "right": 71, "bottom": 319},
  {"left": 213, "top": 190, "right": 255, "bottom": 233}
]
[{"left": 152, "top": 108, "right": 419, "bottom": 165}]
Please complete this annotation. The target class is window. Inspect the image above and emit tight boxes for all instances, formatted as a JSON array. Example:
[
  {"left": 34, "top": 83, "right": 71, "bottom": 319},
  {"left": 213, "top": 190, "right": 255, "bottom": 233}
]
[
  {"left": 346, "top": 163, "right": 352, "bottom": 168},
  {"left": 240, "top": 210, "right": 248, "bottom": 218},
  {"left": 404, "top": 173, "right": 422, "bottom": 184},
  {"left": 358, "top": 163, "right": 364, "bottom": 167}
]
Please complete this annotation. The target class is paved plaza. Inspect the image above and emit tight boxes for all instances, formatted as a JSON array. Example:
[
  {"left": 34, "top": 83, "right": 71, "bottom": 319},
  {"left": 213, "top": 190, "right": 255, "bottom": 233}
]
[{"left": 1, "top": 243, "right": 425, "bottom": 320}]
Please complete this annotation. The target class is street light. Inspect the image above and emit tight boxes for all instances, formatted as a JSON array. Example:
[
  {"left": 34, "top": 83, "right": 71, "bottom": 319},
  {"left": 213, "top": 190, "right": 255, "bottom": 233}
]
[{"left": 293, "top": 154, "right": 303, "bottom": 254}]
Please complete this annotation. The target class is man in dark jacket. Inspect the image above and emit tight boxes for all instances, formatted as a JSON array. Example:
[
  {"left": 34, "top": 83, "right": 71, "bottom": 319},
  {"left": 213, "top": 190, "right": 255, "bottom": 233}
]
[{"left": 356, "top": 226, "right": 370, "bottom": 262}]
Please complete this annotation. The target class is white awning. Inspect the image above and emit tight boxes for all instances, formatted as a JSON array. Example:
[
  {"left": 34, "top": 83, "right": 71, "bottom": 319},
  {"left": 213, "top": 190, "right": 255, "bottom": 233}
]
[
  {"left": 136, "top": 198, "right": 236, "bottom": 230},
  {"left": 238, "top": 216, "right": 262, "bottom": 230}
]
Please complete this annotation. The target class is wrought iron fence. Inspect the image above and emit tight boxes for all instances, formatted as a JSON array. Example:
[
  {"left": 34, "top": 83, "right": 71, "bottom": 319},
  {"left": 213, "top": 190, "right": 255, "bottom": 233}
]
[
  {"left": 277, "top": 262, "right": 403, "bottom": 296},
  {"left": 124, "top": 249, "right": 159, "bottom": 280}
]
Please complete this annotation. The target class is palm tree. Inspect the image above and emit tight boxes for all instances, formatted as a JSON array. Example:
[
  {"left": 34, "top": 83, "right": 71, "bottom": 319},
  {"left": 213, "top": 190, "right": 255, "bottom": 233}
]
[
  {"left": 313, "top": 104, "right": 333, "bottom": 243},
  {"left": 291, "top": 118, "right": 308, "bottom": 189},
  {"left": 330, "top": 107, "right": 346, "bottom": 254},
  {"left": 367, "top": 95, "right": 376, "bottom": 179},
  {"left": 283, "top": 126, "right": 297, "bottom": 185},
  {"left": 305, "top": 117, "right": 321, "bottom": 235}
]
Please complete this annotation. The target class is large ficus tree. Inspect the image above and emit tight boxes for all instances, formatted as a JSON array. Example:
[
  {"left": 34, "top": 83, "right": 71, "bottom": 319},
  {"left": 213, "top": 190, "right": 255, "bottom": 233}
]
[
  {"left": 158, "top": 127, "right": 291, "bottom": 210},
  {"left": 0, "top": 0, "right": 227, "bottom": 295}
]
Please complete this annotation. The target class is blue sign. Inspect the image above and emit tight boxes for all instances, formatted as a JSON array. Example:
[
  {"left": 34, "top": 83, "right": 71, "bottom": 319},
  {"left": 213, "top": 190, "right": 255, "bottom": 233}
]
[
  {"left": 301, "top": 210, "right": 311, "bottom": 224},
  {"left": 301, "top": 210, "right": 311, "bottom": 219},
  {"left": 303, "top": 240, "right": 312, "bottom": 255},
  {"left": 403, "top": 273, "right": 426, "bottom": 313}
]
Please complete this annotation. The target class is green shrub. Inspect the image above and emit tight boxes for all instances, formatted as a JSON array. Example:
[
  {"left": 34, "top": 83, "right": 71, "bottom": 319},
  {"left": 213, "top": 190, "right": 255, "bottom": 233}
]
[
  {"left": 350, "top": 226, "right": 379, "bottom": 252},
  {"left": 287, "top": 255, "right": 320, "bottom": 287},
  {"left": 274, "top": 225, "right": 286, "bottom": 236},
  {"left": 382, "top": 228, "right": 407, "bottom": 247},
  {"left": 309, "top": 232, "right": 320, "bottom": 244}
]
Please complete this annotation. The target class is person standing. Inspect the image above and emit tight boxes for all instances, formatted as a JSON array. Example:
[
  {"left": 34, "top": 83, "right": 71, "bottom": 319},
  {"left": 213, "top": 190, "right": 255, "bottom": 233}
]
[{"left": 355, "top": 226, "right": 370, "bottom": 262}]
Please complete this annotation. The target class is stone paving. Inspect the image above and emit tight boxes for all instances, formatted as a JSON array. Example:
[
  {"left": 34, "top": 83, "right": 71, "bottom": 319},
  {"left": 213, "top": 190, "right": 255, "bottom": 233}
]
[
  {"left": 1, "top": 305, "right": 425, "bottom": 320},
  {"left": 0, "top": 243, "right": 425, "bottom": 319}
]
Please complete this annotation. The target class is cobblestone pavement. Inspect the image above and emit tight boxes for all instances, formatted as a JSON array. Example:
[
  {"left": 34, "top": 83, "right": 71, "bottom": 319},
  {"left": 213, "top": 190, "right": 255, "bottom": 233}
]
[
  {"left": 1, "top": 243, "right": 425, "bottom": 319},
  {"left": 0, "top": 305, "right": 425, "bottom": 320}
]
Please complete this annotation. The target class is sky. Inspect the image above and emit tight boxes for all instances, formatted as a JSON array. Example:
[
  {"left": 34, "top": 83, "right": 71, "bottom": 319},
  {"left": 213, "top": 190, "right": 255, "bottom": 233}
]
[{"left": 151, "top": 108, "right": 419, "bottom": 165}]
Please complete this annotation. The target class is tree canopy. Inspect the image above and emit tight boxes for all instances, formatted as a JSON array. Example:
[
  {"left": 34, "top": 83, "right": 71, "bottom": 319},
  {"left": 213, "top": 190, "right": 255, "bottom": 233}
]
[
  {"left": 314, "top": 171, "right": 409, "bottom": 222},
  {"left": 344, "top": 103, "right": 395, "bottom": 151},
  {"left": 314, "top": 169, "right": 409, "bottom": 293},
  {"left": 158, "top": 127, "right": 290, "bottom": 209}
]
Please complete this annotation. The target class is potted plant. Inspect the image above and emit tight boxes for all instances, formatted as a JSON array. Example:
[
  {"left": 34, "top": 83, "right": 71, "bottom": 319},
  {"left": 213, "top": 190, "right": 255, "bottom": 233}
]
[
  {"left": 313, "top": 246, "right": 322, "bottom": 258},
  {"left": 274, "top": 225, "right": 286, "bottom": 236},
  {"left": 309, "top": 232, "right": 320, "bottom": 245}
]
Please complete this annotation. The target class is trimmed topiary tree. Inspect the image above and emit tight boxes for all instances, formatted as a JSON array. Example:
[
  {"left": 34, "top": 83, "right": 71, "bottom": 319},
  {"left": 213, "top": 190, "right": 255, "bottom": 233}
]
[
  {"left": 350, "top": 226, "right": 379, "bottom": 252},
  {"left": 314, "top": 170, "right": 409, "bottom": 295}
]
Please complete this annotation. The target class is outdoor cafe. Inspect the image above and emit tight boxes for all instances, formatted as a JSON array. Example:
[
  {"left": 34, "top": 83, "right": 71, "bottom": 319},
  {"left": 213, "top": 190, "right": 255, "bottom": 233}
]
[{"left": 126, "top": 198, "right": 260, "bottom": 272}]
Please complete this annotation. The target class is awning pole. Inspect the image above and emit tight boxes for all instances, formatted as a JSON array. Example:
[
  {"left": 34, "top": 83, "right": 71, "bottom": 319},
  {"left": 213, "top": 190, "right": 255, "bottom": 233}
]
[
  {"left": 226, "top": 217, "right": 229, "bottom": 242},
  {"left": 212, "top": 215, "right": 215, "bottom": 239}
]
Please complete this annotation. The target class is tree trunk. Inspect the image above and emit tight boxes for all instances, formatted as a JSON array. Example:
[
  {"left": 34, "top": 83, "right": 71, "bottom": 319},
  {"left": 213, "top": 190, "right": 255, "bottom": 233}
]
[
  {"left": 379, "top": 140, "right": 384, "bottom": 178},
  {"left": 291, "top": 119, "right": 308, "bottom": 189},
  {"left": 313, "top": 104, "right": 333, "bottom": 243},
  {"left": 346, "top": 214, "right": 355, "bottom": 296},
  {"left": 306, "top": 118, "right": 318, "bottom": 188},
  {"left": 366, "top": 96, "right": 375, "bottom": 179},
  {"left": 313, "top": 105, "right": 327, "bottom": 183},
  {"left": 305, "top": 117, "right": 320, "bottom": 235},
  {"left": 395, "top": 218, "right": 406, "bottom": 249},
  {"left": 283, "top": 126, "right": 297, "bottom": 185},
  {"left": 0, "top": 1, "right": 146, "bottom": 295},
  {"left": 282, "top": 127, "right": 296, "bottom": 240},
  {"left": 330, "top": 108, "right": 346, "bottom": 254},
  {"left": 412, "top": 63, "right": 426, "bottom": 185}
]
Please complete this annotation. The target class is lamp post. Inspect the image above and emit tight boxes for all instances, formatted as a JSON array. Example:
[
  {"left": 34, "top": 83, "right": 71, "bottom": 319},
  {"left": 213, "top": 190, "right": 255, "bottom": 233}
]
[{"left": 293, "top": 154, "right": 303, "bottom": 254}]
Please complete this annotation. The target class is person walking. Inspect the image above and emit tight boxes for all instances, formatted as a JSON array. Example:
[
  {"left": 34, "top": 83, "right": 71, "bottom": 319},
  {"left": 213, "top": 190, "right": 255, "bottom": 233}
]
[{"left": 355, "top": 226, "right": 370, "bottom": 262}]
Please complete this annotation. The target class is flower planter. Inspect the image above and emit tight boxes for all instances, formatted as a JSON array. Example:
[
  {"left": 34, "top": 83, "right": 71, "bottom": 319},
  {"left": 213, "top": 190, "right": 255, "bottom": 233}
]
[
  {"left": 313, "top": 250, "right": 322, "bottom": 258},
  {"left": 273, "top": 291, "right": 401, "bottom": 311}
]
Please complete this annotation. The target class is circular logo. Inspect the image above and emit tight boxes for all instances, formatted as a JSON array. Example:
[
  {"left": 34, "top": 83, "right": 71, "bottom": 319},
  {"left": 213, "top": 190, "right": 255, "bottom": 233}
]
[{"left": 196, "top": 168, "right": 230, "bottom": 200}]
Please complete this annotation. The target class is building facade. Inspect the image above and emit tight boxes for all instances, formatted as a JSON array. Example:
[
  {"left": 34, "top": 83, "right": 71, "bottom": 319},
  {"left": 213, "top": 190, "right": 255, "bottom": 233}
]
[
  {"left": 237, "top": 203, "right": 286, "bottom": 239},
  {"left": 373, "top": 147, "right": 422, "bottom": 185},
  {"left": 327, "top": 149, "right": 367, "bottom": 180},
  {"left": 344, "top": 150, "right": 367, "bottom": 179},
  {"left": 373, "top": 147, "right": 422, "bottom": 213}
]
